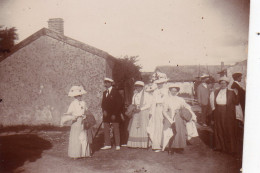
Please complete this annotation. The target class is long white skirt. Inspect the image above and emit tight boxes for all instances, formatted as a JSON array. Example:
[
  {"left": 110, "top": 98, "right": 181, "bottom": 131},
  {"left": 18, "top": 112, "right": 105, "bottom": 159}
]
[{"left": 147, "top": 105, "right": 164, "bottom": 150}]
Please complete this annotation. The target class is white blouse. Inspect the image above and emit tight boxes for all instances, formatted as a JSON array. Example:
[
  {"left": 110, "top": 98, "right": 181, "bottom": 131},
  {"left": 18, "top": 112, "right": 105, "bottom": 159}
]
[
  {"left": 132, "top": 90, "right": 152, "bottom": 111},
  {"left": 216, "top": 89, "right": 227, "bottom": 105},
  {"left": 163, "top": 95, "right": 196, "bottom": 122},
  {"left": 67, "top": 99, "right": 88, "bottom": 117},
  {"left": 153, "top": 88, "right": 168, "bottom": 104}
]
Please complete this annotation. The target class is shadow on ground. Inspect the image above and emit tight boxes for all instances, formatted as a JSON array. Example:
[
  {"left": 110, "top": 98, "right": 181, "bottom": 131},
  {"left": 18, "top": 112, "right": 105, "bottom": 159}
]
[
  {"left": 92, "top": 133, "right": 104, "bottom": 154},
  {"left": 0, "top": 134, "right": 52, "bottom": 172},
  {"left": 198, "top": 130, "right": 214, "bottom": 149}
]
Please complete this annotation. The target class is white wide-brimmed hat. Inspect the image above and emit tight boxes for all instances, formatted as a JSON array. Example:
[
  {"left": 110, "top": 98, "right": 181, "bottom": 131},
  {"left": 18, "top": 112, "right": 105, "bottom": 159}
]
[
  {"left": 168, "top": 83, "right": 180, "bottom": 91},
  {"left": 219, "top": 76, "right": 229, "bottom": 83},
  {"left": 68, "top": 85, "right": 87, "bottom": 97},
  {"left": 104, "top": 77, "right": 114, "bottom": 83},
  {"left": 155, "top": 78, "right": 168, "bottom": 84},
  {"left": 145, "top": 83, "right": 157, "bottom": 92},
  {"left": 200, "top": 73, "right": 210, "bottom": 79},
  {"left": 134, "top": 81, "right": 144, "bottom": 86}
]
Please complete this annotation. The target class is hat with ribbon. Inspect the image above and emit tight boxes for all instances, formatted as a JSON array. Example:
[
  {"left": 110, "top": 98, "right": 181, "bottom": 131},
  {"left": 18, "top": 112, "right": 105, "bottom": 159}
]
[{"left": 68, "top": 85, "right": 87, "bottom": 97}]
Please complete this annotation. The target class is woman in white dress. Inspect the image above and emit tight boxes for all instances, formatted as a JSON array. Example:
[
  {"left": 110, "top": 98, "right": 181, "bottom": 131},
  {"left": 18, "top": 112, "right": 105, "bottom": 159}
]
[
  {"left": 147, "top": 78, "right": 168, "bottom": 152},
  {"left": 62, "top": 85, "right": 91, "bottom": 159},
  {"left": 127, "top": 81, "right": 152, "bottom": 148},
  {"left": 162, "top": 84, "right": 198, "bottom": 154}
]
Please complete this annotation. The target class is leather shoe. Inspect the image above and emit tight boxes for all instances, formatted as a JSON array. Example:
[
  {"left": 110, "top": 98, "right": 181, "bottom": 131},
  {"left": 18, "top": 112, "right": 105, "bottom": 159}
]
[{"left": 101, "top": 146, "right": 112, "bottom": 150}]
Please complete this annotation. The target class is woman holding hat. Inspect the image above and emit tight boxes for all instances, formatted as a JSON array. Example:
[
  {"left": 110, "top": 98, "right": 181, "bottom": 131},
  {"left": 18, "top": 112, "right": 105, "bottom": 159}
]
[
  {"left": 162, "top": 84, "right": 197, "bottom": 154},
  {"left": 212, "top": 76, "right": 239, "bottom": 155},
  {"left": 63, "top": 85, "right": 91, "bottom": 159},
  {"left": 127, "top": 81, "right": 152, "bottom": 148}
]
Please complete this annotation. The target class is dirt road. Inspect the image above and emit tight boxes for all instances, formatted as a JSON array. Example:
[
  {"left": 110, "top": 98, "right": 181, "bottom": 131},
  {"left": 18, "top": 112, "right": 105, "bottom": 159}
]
[{"left": 0, "top": 127, "right": 241, "bottom": 173}]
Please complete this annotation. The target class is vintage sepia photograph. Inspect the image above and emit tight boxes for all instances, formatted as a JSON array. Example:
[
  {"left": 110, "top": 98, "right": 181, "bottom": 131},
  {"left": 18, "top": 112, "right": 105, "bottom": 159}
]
[{"left": 0, "top": 0, "right": 253, "bottom": 172}]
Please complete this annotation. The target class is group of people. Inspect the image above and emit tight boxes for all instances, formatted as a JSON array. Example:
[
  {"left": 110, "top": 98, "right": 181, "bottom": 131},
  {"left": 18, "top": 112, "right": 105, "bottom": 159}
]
[
  {"left": 61, "top": 71, "right": 246, "bottom": 159},
  {"left": 197, "top": 73, "right": 245, "bottom": 156},
  {"left": 101, "top": 72, "right": 198, "bottom": 155}
]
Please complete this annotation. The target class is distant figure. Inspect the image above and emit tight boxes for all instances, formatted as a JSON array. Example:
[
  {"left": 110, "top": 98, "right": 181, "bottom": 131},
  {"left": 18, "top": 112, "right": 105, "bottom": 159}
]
[
  {"left": 127, "top": 81, "right": 152, "bottom": 148},
  {"left": 197, "top": 74, "right": 210, "bottom": 126},
  {"left": 231, "top": 73, "right": 246, "bottom": 115},
  {"left": 213, "top": 76, "right": 239, "bottom": 154},
  {"left": 63, "top": 85, "right": 91, "bottom": 159},
  {"left": 101, "top": 78, "right": 122, "bottom": 150}
]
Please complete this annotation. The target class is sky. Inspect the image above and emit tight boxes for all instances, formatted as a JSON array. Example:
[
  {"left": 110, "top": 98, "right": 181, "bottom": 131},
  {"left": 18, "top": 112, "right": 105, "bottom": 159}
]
[{"left": 0, "top": 0, "right": 250, "bottom": 71}]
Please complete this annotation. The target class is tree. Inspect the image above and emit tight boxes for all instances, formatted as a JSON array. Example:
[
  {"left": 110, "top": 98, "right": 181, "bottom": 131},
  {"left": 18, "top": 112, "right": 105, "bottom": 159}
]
[
  {"left": 112, "top": 55, "right": 142, "bottom": 104},
  {"left": 113, "top": 56, "right": 142, "bottom": 87},
  {"left": 141, "top": 73, "right": 152, "bottom": 84},
  {"left": 0, "top": 26, "right": 18, "bottom": 55}
]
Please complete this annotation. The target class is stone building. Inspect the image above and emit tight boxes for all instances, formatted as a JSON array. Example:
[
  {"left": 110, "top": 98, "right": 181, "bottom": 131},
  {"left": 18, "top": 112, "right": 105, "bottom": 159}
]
[{"left": 0, "top": 18, "right": 116, "bottom": 126}]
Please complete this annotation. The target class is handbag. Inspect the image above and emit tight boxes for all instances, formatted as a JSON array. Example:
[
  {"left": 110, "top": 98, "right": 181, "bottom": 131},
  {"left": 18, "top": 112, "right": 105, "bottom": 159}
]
[
  {"left": 125, "top": 104, "right": 137, "bottom": 118},
  {"left": 83, "top": 110, "right": 96, "bottom": 130},
  {"left": 179, "top": 107, "right": 192, "bottom": 122}
]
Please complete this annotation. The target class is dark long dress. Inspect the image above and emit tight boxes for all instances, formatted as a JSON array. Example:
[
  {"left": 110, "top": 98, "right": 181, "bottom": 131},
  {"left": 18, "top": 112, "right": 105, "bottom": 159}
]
[{"left": 213, "top": 89, "right": 239, "bottom": 153}]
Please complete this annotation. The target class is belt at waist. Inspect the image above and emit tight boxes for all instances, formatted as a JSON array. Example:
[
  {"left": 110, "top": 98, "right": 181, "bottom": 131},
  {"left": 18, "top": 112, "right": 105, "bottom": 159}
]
[{"left": 216, "top": 104, "right": 227, "bottom": 107}]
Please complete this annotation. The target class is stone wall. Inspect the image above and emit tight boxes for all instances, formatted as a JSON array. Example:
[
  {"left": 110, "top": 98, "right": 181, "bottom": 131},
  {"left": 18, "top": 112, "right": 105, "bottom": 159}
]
[{"left": 0, "top": 36, "right": 112, "bottom": 126}]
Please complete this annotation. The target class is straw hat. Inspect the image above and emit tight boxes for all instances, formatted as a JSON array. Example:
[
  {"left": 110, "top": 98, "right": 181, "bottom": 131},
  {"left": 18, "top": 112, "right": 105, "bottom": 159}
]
[
  {"left": 134, "top": 81, "right": 144, "bottom": 86},
  {"left": 168, "top": 83, "right": 180, "bottom": 92},
  {"left": 232, "top": 73, "right": 242, "bottom": 80},
  {"left": 200, "top": 73, "right": 210, "bottom": 79},
  {"left": 68, "top": 85, "right": 87, "bottom": 97},
  {"left": 104, "top": 77, "right": 114, "bottom": 83},
  {"left": 155, "top": 78, "right": 168, "bottom": 84},
  {"left": 219, "top": 76, "right": 229, "bottom": 83}
]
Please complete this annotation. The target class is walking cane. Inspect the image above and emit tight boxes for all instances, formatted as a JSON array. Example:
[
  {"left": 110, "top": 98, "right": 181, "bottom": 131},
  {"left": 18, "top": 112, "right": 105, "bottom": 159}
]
[
  {"left": 90, "top": 121, "right": 103, "bottom": 156},
  {"left": 93, "top": 121, "right": 103, "bottom": 139}
]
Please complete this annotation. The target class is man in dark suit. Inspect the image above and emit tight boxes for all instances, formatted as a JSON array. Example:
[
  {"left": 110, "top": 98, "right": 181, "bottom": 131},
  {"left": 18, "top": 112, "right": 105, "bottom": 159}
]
[
  {"left": 231, "top": 73, "right": 246, "bottom": 115},
  {"left": 101, "top": 77, "right": 122, "bottom": 150},
  {"left": 197, "top": 74, "right": 210, "bottom": 126}
]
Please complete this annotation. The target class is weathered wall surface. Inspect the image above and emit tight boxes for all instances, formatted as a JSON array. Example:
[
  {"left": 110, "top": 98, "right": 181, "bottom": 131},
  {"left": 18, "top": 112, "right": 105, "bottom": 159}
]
[{"left": 0, "top": 36, "right": 112, "bottom": 126}]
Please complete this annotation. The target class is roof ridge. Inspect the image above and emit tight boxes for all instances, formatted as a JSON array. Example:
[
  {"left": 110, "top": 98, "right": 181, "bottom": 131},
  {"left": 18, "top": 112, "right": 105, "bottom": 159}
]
[{"left": 1, "top": 28, "right": 116, "bottom": 62}]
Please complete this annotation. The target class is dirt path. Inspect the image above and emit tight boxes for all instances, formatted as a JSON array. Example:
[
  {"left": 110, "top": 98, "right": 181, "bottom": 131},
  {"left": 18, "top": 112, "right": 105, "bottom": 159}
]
[{"left": 0, "top": 129, "right": 241, "bottom": 173}]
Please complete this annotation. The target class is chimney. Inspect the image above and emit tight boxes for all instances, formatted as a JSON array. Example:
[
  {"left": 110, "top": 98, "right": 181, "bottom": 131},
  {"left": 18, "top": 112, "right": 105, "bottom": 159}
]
[{"left": 48, "top": 18, "right": 64, "bottom": 35}]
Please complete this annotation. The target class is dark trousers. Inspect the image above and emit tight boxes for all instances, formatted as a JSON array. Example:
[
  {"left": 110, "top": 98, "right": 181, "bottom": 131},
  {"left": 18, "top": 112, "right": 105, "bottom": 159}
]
[
  {"left": 120, "top": 116, "right": 130, "bottom": 145},
  {"left": 104, "top": 122, "right": 120, "bottom": 146},
  {"left": 201, "top": 105, "right": 208, "bottom": 124}
]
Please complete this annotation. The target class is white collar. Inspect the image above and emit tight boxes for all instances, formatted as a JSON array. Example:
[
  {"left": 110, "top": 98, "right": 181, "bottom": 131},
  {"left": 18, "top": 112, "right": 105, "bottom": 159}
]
[
  {"left": 202, "top": 83, "right": 207, "bottom": 88},
  {"left": 234, "top": 81, "right": 241, "bottom": 87},
  {"left": 107, "top": 86, "right": 112, "bottom": 93}
]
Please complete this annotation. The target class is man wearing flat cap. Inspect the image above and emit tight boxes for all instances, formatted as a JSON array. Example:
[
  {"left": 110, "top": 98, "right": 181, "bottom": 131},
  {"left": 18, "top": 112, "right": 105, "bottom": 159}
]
[
  {"left": 231, "top": 73, "right": 246, "bottom": 115},
  {"left": 101, "top": 77, "right": 123, "bottom": 150}
]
